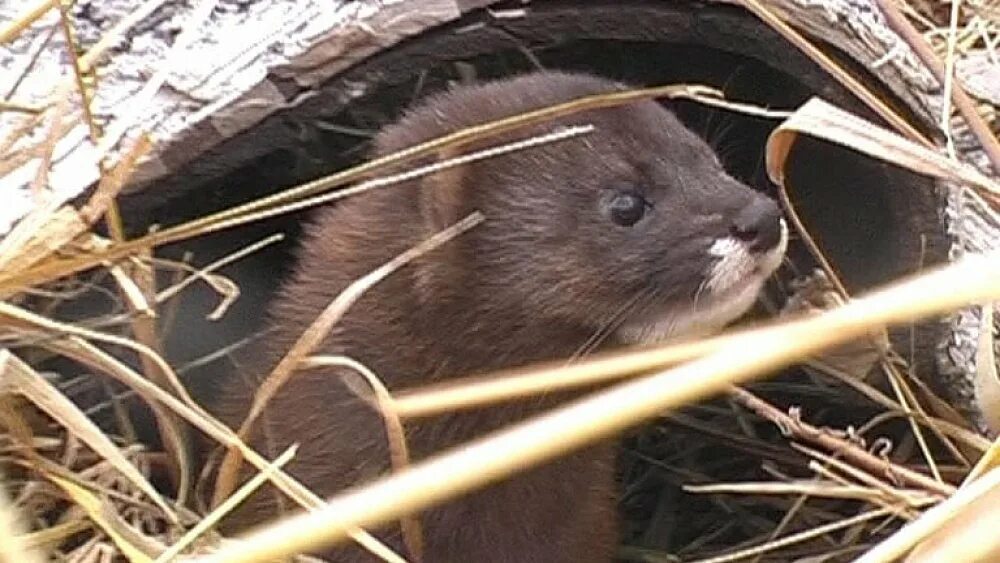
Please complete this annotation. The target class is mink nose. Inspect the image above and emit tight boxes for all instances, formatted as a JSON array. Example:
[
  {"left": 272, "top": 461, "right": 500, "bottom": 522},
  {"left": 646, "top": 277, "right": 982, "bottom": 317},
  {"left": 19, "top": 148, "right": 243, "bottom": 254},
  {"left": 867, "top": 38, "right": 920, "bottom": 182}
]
[{"left": 730, "top": 197, "right": 783, "bottom": 252}]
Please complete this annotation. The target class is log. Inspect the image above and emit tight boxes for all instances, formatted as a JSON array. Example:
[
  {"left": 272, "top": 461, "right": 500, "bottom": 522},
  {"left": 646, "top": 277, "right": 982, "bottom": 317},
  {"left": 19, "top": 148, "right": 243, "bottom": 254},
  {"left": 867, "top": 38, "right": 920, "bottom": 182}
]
[{"left": 1, "top": 0, "right": 998, "bottom": 429}]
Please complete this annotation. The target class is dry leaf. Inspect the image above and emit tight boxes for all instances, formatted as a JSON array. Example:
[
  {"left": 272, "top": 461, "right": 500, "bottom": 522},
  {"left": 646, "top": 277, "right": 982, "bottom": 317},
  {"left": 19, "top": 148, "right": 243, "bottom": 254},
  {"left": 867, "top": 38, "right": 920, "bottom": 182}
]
[
  {"left": 766, "top": 97, "right": 1000, "bottom": 203},
  {"left": 781, "top": 269, "right": 889, "bottom": 379},
  {"left": 972, "top": 304, "right": 1000, "bottom": 436},
  {"left": 963, "top": 305, "right": 1000, "bottom": 482}
]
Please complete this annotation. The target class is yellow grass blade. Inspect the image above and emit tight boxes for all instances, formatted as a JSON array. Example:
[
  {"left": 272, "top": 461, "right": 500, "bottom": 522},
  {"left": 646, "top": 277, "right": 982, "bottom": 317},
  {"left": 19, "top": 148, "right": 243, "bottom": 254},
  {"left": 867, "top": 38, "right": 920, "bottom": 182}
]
[
  {"left": 0, "top": 350, "right": 176, "bottom": 521},
  {"left": 44, "top": 473, "right": 158, "bottom": 563},
  {"left": 193, "top": 248, "right": 1000, "bottom": 563},
  {"left": 904, "top": 479, "right": 1000, "bottom": 563},
  {"left": 154, "top": 446, "right": 297, "bottom": 563},
  {"left": 0, "top": 0, "right": 56, "bottom": 45},
  {"left": 859, "top": 464, "right": 1000, "bottom": 563},
  {"left": 0, "top": 478, "right": 45, "bottom": 563},
  {"left": 213, "top": 212, "right": 484, "bottom": 504}
]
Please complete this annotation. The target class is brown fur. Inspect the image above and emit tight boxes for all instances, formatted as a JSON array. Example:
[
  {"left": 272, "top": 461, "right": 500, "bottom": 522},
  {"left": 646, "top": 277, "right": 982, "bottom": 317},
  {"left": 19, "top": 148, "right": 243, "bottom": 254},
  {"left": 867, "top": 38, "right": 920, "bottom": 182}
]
[{"left": 212, "top": 72, "right": 780, "bottom": 562}]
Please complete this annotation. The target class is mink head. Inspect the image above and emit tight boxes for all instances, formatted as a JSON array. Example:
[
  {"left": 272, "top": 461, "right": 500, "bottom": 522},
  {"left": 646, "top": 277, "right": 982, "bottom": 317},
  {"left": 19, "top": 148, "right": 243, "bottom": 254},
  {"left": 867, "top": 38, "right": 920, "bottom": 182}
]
[{"left": 377, "top": 72, "right": 788, "bottom": 343}]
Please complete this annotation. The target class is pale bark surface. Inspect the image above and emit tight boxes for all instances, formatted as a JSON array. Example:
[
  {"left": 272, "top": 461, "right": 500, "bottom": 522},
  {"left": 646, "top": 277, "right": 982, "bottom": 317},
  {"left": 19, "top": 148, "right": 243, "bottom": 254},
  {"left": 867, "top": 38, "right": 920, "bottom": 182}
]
[
  {"left": 2, "top": 0, "right": 998, "bottom": 425},
  {"left": 1, "top": 0, "right": 460, "bottom": 234}
]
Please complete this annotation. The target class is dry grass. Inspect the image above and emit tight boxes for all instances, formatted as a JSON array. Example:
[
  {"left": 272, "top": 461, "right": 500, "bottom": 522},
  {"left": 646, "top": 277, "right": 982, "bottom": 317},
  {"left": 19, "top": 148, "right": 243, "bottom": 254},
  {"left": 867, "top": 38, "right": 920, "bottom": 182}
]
[{"left": 1, "top": 1, "right": 1000, "bottom": 563}]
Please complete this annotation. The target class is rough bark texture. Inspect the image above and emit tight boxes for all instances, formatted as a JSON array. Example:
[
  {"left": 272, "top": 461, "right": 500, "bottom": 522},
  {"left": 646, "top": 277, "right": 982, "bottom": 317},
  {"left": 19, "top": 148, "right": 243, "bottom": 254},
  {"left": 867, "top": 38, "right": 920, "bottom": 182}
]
[
  {"left": 2, "top": 0, "right": 998, "bottom": 427},
  {"left": 1, "top": 0, "right": 461, "bottom": 233}
]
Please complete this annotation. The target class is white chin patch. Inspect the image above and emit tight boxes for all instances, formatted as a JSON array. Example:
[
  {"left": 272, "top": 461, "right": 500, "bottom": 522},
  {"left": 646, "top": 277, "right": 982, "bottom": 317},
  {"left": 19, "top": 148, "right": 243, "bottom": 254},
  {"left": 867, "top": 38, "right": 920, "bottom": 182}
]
[{"left": 618, "top": 219, "right": 788, "bottom": 345}]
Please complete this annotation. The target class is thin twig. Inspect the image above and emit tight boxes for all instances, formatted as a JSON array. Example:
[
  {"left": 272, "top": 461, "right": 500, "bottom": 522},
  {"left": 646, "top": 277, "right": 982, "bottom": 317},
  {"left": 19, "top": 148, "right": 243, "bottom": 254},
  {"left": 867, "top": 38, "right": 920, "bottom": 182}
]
[
  {"left": 728, "top": 387, "right": 954, "bottom": 497},
  {"left": 0, "top": 124, "right": 594, "bottom": 294},
  {"left": 190, "top": 250, "right": 1000, "bottom": 563},
  {"left": 687, "top": 506, "right": 923, "bottom": 563},
  {"left": 874, "top": 0, "right": 1000, "bottom": 172},
  {"left": 212, "top": 212, "right": 484, "bottom": 506},
  {"left": 857, "top": 465, "right": 1000, "bottom": 563}
]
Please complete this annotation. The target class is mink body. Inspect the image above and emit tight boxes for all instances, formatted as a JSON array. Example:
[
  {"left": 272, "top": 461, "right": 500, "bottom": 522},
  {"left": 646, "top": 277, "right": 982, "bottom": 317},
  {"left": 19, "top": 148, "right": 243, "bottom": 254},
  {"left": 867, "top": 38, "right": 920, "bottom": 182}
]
[{"left": 214, "top": 72, "right": 787, "bottom": 562}]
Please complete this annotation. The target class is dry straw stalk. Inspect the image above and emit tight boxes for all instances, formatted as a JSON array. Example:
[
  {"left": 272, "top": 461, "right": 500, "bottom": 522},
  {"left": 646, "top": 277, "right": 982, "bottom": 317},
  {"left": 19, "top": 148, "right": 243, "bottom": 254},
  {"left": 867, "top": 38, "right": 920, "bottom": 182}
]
[
  {"left": 192, "top": 248, "right": 1000, "bottom": 563},
  {"left": 4, "top": 2, "right": 1000, "bottom": 558}
]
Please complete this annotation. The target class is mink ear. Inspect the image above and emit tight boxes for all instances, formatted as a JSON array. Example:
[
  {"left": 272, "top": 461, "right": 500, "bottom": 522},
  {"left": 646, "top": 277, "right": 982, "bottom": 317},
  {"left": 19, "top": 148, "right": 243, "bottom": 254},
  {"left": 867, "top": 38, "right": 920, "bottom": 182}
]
[
  {"left": 418, "top": 148, "right": 468, "bottom": 234},
  {"left": 413, "top": 148, "right": 469, "bottom": 302},
  {"left": 372, "top": 121, "right": 468, "bottom": 233}
]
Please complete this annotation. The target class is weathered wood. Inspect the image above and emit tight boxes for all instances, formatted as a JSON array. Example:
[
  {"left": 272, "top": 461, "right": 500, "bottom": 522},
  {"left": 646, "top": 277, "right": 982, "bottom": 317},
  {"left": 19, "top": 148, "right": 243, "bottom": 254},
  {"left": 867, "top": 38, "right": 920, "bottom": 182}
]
[
  {"left": 0, "top": 0, "right": 461, "bottom": 233},
  {"left": 1, "top": 0, "right": 998, "bottom": 428}
]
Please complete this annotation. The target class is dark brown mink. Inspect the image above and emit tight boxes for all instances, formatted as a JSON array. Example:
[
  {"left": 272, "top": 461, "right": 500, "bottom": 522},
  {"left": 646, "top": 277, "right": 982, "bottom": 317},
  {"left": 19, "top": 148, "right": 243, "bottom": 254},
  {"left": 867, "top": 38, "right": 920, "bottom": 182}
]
[{"left": 210, "top": 71, "right": 787, "bottom": 562}]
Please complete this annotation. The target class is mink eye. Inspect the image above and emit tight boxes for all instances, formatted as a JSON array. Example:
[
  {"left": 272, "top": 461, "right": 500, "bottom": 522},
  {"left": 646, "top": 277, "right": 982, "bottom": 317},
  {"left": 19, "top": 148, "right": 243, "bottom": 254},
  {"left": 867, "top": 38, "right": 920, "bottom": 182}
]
[{"left": 608, "top": 191, "right": 650, "bottom": 227}]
